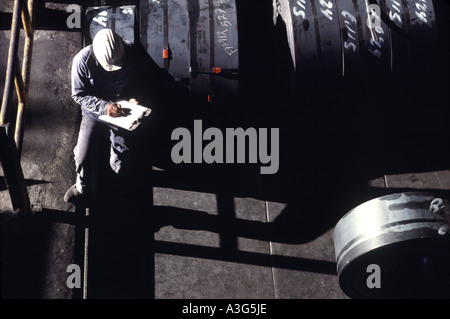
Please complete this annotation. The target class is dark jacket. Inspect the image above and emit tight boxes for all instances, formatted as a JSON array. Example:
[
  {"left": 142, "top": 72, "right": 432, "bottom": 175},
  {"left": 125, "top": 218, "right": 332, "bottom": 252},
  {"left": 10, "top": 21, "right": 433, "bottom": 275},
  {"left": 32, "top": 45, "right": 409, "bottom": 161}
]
[{"left": 71, "top": 42, "right": 153, "bottom": 120}]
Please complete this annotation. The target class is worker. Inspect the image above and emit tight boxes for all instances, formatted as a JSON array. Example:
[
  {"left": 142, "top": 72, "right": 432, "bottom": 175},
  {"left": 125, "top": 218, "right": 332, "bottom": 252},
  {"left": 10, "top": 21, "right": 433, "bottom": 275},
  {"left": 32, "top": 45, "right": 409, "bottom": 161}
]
[{"left": 64, "top": 28, "right": 157, "bottom": 204}]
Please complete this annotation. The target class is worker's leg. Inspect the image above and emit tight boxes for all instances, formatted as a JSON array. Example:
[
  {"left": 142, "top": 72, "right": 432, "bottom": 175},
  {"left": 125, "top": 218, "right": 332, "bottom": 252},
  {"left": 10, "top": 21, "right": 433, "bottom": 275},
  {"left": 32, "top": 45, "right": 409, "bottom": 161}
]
[
  {"left": 73, "top": 115, "right": 102, "bottom": 194},
  {"left": 109, "top": 128, "right": 130, "bottom": 175}
]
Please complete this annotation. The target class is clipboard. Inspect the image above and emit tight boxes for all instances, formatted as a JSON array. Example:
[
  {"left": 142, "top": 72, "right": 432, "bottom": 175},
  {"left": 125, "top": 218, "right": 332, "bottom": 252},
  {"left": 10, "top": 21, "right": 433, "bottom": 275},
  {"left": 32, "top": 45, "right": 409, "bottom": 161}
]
[{"left": 99, "top": 100, "right": 151, "bottom": 131}]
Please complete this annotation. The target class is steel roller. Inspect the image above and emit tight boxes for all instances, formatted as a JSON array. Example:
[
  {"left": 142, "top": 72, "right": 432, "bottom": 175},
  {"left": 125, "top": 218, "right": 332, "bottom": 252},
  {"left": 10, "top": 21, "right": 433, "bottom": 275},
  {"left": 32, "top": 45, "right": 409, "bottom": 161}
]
[{"left": 333, "top": 192, "right": 450, "bottom": 298}]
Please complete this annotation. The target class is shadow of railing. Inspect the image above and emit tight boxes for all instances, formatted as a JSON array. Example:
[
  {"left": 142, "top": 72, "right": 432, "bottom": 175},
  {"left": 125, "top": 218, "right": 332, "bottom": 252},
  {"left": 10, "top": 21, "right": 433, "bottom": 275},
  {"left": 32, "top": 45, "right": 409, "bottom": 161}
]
[
  {"left": 154, "top": 241, "right": 337, "bottom": 275},
  {"left": 0, "top": 177, "right": 49, "bottom": 192}
]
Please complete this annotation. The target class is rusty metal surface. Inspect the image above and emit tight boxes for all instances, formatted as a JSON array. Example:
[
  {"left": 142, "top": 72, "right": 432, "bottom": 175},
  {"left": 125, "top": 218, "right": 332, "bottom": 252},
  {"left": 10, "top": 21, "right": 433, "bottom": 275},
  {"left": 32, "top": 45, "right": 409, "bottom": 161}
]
[
  {"left": 0, "top": 0, "right": 22, "bottom": 125},
  {"left": 0, "top": 0, "right": 35, "bottom": 214}
]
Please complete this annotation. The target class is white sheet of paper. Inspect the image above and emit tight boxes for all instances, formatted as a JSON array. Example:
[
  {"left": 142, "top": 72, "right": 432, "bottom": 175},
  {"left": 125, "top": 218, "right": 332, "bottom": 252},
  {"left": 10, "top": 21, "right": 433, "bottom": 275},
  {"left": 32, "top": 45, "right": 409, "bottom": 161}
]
[{"left": 99, "top": 100, "right": 151, "bottom": 131}]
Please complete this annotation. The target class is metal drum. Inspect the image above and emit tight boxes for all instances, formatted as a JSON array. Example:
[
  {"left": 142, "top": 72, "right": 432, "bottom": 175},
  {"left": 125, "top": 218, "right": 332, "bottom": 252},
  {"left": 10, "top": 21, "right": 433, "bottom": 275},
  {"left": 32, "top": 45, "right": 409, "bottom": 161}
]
[
  {"left": 280, "top": 0, "right": 438, "bottom": 89},
  {"left": 333, "top": 192, "right": 450, "bottom": 298}
]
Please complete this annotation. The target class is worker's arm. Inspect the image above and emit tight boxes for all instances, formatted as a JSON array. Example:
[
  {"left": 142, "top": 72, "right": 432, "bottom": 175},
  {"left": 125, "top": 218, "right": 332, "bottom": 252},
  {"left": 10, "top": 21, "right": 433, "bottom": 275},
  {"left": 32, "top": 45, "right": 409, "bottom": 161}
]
[{"left": 71, "top": 49, "right": 110, "bottom": 118}]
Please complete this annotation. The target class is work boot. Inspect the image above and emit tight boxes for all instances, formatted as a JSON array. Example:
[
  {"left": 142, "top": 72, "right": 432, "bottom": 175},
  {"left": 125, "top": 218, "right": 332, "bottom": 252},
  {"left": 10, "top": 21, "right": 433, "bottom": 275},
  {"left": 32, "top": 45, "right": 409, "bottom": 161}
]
[{"left": 63, "top": 184, "right": 85, "bottom": 204}]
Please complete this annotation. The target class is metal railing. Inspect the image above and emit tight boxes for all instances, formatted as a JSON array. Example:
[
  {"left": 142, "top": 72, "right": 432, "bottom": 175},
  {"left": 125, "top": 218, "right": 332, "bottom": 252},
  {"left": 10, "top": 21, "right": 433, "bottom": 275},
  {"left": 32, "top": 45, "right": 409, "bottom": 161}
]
[{"left": 0, "top": 0, "right": 35, "bottom": 214}]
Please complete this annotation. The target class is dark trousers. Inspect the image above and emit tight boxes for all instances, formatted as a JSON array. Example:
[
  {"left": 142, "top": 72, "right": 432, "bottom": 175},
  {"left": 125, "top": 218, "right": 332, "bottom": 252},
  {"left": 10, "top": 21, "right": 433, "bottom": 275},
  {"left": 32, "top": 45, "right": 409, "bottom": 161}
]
[{"left": 73, "top": 114, "right": 131, "bottom": 194}]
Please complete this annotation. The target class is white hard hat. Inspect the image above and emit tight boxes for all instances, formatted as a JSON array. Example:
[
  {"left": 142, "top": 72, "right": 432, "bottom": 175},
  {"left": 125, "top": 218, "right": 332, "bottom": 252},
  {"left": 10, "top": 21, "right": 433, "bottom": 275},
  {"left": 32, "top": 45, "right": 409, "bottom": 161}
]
[{"left": 92, "top": 28, "right": 125, "bottom": 72}]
